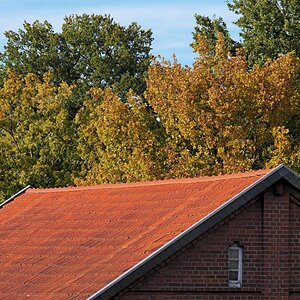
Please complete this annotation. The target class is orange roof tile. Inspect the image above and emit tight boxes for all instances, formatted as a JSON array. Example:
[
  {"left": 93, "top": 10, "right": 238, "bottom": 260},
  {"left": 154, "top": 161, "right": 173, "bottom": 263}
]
[{"left": 0, "top": 169, "right": 271, "bottom": 299}]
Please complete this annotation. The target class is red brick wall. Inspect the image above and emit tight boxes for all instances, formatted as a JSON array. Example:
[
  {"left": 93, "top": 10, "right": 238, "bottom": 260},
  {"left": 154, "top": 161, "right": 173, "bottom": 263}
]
[
  {"left": 114, "top": 184, "right": 300, "bottom": 300},
  {"left": 290, "top": 194, "right": 300, "bottom": 294},
  {"left": 262, "top": 188, "right": 289, "bottom": 299}
]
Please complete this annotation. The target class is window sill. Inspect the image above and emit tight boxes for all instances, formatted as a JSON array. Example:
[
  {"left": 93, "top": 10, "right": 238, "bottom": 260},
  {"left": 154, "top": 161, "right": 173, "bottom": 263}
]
[{"left": 229, "top": 281, "right": 241, "bottom": 288}]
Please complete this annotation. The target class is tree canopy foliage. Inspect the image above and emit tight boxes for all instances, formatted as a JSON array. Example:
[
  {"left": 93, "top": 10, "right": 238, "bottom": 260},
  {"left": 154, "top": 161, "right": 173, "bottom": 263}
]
[
  {"left": 228, "top": 0, "right": 300, "bottom": 66},
  {"left": 1, "top": 12, "right": 300, "bottom": 202},
  {"left": 146, "top": 35, "right": 300, "bottom": 177},
  {"left": 192, "top": 14, "right": 239, "bottom": 56},
  {"left": 0, "top": 70, "right": 79, "bottom": 200},
  {"left": 61, "top": 35, "right": 300, "bottom": 187},
  {"left": 75, "top": 88, "right": 164, "bottom": 184},
  {"left": 194, "top": 1, "right": 300, "bottom": 66},
  {"left": 0, "top": 14, "right": 153, "bottom": 116}
]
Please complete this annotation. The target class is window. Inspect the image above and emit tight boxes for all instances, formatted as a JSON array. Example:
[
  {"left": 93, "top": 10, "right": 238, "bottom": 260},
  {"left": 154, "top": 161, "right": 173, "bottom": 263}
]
[{"left": 228, "top": 243, "right": 242, "bottom": 288}]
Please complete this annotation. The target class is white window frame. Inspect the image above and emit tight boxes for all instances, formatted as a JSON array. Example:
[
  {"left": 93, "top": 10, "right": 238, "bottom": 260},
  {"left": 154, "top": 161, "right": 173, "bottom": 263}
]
[{"left": 228, "top": 244, "right": 242, "bottom": 288}]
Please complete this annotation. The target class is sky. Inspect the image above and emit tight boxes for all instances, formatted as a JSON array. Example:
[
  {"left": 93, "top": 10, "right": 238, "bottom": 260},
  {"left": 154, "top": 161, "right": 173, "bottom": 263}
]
[{"left": 0, "top": 0, "right": 241, "bottom": 66}]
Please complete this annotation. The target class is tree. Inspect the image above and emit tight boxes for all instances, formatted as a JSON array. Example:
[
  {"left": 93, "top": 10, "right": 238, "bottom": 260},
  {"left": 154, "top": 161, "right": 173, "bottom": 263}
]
[
  {"left": 61, "top": 14, "right": 152, "bottom": 98},
  {"left": 228, "top": 0, "right": 300, "bottom": 66},
  {"left": 0, "top": 70, "right": 79, "bottom": 201},
  {"left": 75, "top": 88, "right": 164, "bottom": 185},
  {"left": 192, "top": 15, "right": 239, "bottom": 56},
  {"left": 1, "top": 21, "right": 61, "bottom": 82},
  {"left": 146, "top": 34, "right": 300, "bottom": 176},
  {"left": 0, "top": 14, "right": 153, "bottom": 116}
]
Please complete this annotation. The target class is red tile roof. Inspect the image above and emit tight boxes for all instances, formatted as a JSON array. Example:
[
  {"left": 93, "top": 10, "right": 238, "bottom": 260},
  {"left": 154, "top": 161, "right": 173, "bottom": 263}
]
[{"left": 0, "top": 169, "right": 270, "bottom": 300}]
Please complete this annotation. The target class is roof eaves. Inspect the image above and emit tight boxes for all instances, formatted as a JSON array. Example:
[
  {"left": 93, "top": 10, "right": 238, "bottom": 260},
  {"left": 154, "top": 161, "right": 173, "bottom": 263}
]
[
  {"left": 0, "top": 185, "right": 32, "bottom": 209},
  {"left": 87, "top": 164, "right": 299, "bottom": 300}
]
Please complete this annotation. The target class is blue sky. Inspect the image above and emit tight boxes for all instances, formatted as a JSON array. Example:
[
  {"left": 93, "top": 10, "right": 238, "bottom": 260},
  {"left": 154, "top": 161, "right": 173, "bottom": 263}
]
[{"left": 0, "top": 0, "right": 240, "bottom": 66}]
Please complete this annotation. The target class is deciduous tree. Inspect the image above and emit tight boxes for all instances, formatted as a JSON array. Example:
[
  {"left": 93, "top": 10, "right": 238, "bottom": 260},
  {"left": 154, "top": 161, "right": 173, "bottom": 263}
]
[
  {"left": 0, "top": 70, "right": 79, "bottom": 201},
  {"left": 75, "top": 88, "right": 164, "bottom": 185},
  {"left": 228, "top": 0, "right": 300, "bottom": 65},
  {"left": 0, "top": 15, "right": 153, "bottom": 117},
  {"left": 146, "top": 34, "right": 300, "bottom": 176},
  {"left": 192, "top": 14, "right": 239, "bottom": 56}
]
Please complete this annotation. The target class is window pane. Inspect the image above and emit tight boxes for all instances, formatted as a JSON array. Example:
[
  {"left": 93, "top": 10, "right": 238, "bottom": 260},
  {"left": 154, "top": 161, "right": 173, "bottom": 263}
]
[
  {"left": 229, "top": 259, "right": 239, "bottom": 269},
  {"left": 229, "top": 248, "right": 239, "bottom": 259},
  {"left": 229, "top": 270, "right": 239, "bottom": 281}
]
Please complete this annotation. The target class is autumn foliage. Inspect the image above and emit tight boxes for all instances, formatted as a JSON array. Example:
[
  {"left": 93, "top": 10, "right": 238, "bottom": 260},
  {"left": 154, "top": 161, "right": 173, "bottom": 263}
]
[
  {"left": 0, "top": 70, "right": 79, "bottom": 200},
  {"left": 1, "top": 33, "right": 300, "bottom": 201},
  {"left": 147, "top": 35, "right": 300, "bottom": 176},
  {"left": 75, "top": 88, "right": 163, "bottom": 184}
]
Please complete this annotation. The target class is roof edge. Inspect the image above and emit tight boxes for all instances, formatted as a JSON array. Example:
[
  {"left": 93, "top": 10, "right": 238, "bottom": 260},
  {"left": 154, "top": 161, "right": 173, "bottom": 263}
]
[
  {"left": 87, "top": 164, "right": 300, "bottom": 300},
  {"left": 0, "top": 185, "right": 32, "bottom": 209}
]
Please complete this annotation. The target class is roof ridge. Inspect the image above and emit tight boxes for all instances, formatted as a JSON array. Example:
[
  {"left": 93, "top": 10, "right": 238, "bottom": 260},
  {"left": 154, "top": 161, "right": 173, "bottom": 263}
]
[{"left": 26, "top": 169, "right": 271, "bottom": 194}]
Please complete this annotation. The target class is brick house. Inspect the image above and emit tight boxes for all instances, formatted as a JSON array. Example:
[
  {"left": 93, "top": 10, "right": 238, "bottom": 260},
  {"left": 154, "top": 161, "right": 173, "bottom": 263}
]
[{"left": 0, "top": 164, "right": 299, "bottom": 299}]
